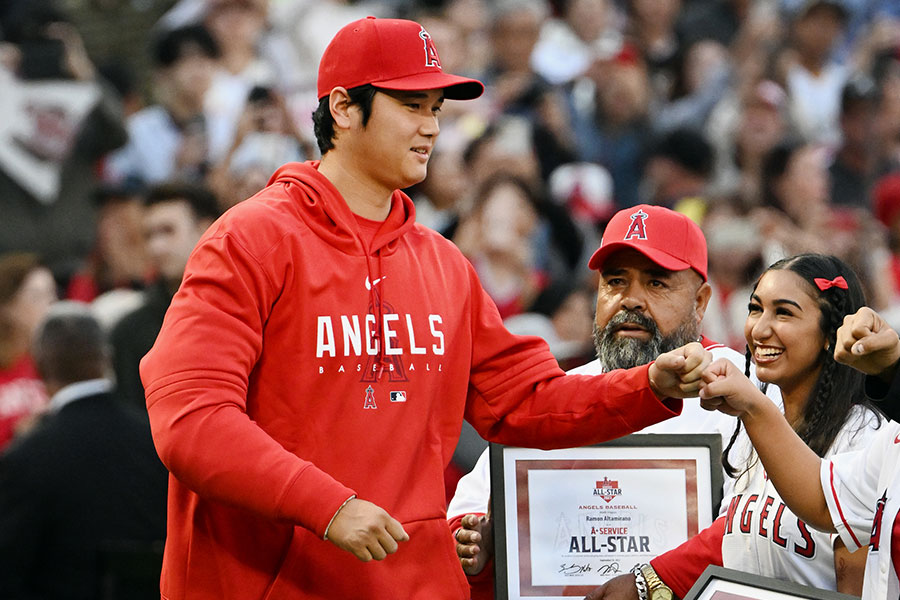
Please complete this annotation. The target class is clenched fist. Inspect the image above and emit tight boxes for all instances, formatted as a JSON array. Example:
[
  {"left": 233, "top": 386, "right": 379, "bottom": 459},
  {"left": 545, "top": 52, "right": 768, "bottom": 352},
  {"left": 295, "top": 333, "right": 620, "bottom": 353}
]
[
  {"left": 833, "top": 307, "right": 900, "bottom": 379},
  {"left": 326, "top": 498, "right": 409, "bottom": 561},
  {"left": 648, "top": 342, "right": 712, "bottom": 399}
]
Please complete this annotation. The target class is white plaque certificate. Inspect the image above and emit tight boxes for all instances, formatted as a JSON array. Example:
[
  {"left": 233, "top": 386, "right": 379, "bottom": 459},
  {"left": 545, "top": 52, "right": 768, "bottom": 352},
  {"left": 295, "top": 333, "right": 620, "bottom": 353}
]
[{"left": 490, "top": 434, "right": 722, "bottom": 600}]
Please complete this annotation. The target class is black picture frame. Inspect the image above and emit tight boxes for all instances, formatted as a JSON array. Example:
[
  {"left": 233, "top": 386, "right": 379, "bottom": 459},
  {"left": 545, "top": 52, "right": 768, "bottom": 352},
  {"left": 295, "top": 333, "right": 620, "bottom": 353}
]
[{"left": 684, "top": 565, "right": 859, "bottom": 600}]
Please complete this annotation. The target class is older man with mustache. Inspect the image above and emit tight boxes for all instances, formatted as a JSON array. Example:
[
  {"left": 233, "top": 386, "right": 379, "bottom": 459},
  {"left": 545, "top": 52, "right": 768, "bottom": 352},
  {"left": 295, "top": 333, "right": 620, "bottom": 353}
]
[{"left": 447, "top": 204, "right": 779, "bottom": 599}]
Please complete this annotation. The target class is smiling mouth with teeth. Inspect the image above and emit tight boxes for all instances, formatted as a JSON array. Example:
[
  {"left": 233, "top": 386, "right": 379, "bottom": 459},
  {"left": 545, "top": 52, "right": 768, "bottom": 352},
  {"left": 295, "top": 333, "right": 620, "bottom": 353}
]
[{"left": 756, "top": 347, "right": 783, "bottom": 358}]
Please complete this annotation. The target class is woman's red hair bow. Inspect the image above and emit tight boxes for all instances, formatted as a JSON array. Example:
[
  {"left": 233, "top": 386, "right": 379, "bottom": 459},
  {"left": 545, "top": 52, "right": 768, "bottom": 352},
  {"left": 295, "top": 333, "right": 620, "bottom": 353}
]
[{"left": 814, "top": 276, "right": 848, "bottom": 291}]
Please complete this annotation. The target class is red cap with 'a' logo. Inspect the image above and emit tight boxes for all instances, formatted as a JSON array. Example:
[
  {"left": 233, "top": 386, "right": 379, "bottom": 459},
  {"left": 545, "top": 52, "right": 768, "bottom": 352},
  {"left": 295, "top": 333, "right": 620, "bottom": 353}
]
[
  {"left": 317, "top": 17, "right": 484, "bottom": 101},
  {"left": 588, "top": 204, "right": 708, "bottom": 281}
]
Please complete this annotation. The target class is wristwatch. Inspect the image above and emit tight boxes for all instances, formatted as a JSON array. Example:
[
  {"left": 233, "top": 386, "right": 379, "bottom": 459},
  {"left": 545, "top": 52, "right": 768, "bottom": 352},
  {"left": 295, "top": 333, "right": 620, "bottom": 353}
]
[{"left": 640, "top": 564, "right": 674, "bottom": 600}]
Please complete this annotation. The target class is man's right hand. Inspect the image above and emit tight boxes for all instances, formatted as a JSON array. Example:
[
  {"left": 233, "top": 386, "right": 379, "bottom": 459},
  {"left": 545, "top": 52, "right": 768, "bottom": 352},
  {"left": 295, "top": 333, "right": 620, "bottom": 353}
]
[
  {"left": 326, "top": 498, "right": 409, "bottom": 561},
  {"left": 584, "top": 573, "right": 639, "bottom": 600},
  {"left": 648, "top": 341, "right": 711, "bottom": 399},
  {"left": 455, "top": 513, "right": 494, "bottom": 575}
]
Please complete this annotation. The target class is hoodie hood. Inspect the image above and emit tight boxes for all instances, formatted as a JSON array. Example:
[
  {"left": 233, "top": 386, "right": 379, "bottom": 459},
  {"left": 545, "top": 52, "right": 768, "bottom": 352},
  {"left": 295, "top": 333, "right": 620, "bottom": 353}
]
[
  {"left": 268, "top": 161, "right": 417, "bottom": 257},
  {"left": 267, "top": 161, "right": 419, "bottom": 381}
]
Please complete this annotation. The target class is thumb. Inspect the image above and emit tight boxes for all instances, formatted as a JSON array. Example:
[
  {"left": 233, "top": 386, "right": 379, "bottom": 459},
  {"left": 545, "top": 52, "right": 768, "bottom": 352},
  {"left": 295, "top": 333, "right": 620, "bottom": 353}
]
[
  {"left": 854, "top": 327, "right": 899, "bottom": 355},
  {"left": 852, "top": 324, "right": 876, "bottom": 354},
  {"left": 461, "top": 513, "right": 480, "bottom": 528},
  {"left": 387, "top": 517, "right": 409, "bottom": 542},
  {"left": 654, "top": 351, "right": 686, "bottom": 373}
]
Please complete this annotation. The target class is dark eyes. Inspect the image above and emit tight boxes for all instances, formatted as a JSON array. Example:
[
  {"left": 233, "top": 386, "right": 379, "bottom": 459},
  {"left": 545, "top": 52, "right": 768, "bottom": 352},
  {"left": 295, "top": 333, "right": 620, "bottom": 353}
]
[
  {"left": 406, "top": 103, "right": 442, "bottom": 114},
  {"left": 603, "top": 278, "right": 666, "bottom": 289}
]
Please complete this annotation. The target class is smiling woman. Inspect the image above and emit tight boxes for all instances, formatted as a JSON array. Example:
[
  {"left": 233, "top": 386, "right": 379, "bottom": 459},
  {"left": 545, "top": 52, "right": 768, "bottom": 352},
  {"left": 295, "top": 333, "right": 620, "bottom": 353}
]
[
  {"left": 730, "top": 253, "right": 872, "bottom": 470},
  {"left": 746, "top": 269, "right": 832, "bottom": 416},
  {"left": 711, "top": 254, "right": 882, "bottom": 596}
]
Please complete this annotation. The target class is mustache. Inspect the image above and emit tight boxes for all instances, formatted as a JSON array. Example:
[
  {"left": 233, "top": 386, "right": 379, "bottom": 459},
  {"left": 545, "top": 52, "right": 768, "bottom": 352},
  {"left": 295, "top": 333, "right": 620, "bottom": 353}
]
[{"left": 603, "top": 310, "right": 659, "bottom": 335}]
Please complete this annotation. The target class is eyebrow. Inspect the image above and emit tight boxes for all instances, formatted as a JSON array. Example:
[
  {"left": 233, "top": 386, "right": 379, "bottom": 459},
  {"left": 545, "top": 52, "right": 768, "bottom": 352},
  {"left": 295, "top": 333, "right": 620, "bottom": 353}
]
[
  {"left": 645, "top": 268, "right": 674, "bottom": 279},
  {"left": 749, "top": 293, "right": 803, "bottom": 310},
  {"left": 384, "top": 90, "right": 445, "bottom": 102}
]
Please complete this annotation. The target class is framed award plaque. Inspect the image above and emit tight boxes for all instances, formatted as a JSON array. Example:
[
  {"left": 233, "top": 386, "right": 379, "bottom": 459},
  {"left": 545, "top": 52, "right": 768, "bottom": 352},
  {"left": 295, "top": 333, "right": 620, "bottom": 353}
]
[
  {"left": 684, "top": 566, "right": 858, "bottom": 600},
  {"left": 490, "top": 434, "right": 723, "bottom": 599}
]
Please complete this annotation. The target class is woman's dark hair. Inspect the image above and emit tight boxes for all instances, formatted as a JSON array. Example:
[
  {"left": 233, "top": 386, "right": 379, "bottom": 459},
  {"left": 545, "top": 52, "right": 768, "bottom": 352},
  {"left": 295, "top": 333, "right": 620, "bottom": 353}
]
[
  {"left": 312, "top": 84, "right": 378, "bottom": 155},
  {"left": 722, "top": 253, "right": 881, "bottom": 477},
  {"left": 473, "top": 173, "right": 584, "bottom": 270},
  {"left": 474, "top": 172, "right": 541, "bottom": 212},
  {"left": 0, "top": 252, "right": 44, "bottom": 307}
]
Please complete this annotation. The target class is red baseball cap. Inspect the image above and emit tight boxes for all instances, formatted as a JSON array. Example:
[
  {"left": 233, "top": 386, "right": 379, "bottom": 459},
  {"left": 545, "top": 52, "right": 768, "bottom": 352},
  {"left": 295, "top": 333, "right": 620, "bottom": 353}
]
[
  {"left": 317, "top": 17, "right": 484, "bottom": 101},
  {"left": 588, "top": 205, "right": 708, "bottom": 281}
]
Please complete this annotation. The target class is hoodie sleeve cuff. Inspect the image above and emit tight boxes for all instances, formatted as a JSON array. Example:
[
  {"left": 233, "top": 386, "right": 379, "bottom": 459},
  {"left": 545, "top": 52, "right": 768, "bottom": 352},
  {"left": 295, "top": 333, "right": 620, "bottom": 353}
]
[
  {"left": 324, "top": 495, "right": 358, "bottom": 541},
  {"left": 277, "top": 464, "right": 357, "bottom": 538}
]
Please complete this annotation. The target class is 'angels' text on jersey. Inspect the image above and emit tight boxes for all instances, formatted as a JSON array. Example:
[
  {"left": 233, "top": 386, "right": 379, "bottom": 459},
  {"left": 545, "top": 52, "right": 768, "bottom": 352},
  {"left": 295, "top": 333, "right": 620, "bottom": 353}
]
[
  {"left": 723, "top": 493, "right": 816, "bottom": 559},
  {"left": 316, "top": 313, "right": 445, "bottom": 357}
]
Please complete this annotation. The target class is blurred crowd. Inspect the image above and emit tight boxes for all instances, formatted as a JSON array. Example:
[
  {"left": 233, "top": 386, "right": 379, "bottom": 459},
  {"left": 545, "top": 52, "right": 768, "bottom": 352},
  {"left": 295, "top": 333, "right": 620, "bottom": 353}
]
[{"left": 0, "top": 0, "right": 899, "bottom": 488}]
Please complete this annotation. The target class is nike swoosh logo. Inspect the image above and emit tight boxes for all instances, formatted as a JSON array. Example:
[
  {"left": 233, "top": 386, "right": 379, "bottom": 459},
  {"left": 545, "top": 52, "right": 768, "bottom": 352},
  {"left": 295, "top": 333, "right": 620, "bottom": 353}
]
[
  {"left": 894, "top": 432, "right": 900, "bottom": 444},
  {"left": 365, "top": 276, "right": 386, "bottom": 290}
]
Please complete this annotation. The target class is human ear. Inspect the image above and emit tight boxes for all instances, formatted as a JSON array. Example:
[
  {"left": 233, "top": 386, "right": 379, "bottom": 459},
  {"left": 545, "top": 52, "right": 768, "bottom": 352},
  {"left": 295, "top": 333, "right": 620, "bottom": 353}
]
[
  {"left": 328, "top": 87, "right": 354, "bottom": 131},
  {"left": 694, "top": 281, "right": 712, "bottom": 323}
]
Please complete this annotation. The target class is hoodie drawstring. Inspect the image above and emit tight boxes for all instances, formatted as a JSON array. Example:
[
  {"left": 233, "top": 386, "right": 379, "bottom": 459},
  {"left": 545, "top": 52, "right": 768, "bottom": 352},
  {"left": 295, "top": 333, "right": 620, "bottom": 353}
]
[
  {"left": 377, "top": 251, "right": 387, "bottom": 380},
  {"left": 364, "top": 249, "right": 387, "bottom": 382}
]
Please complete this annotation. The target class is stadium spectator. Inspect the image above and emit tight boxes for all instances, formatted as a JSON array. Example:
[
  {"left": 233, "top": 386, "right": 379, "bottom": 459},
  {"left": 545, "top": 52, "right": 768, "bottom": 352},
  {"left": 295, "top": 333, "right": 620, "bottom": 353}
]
[
  {"left": 0, "top": 302, "right": 168, "bottom": 600},
  {"left": 104, "top": 24, "right": 223, "bottom": 185},
  {"left": 0, "top": 253, "right": 56, "bottom": 451},
  {"left": 110, "top": 182, "right": 219, "bottom": 409}
]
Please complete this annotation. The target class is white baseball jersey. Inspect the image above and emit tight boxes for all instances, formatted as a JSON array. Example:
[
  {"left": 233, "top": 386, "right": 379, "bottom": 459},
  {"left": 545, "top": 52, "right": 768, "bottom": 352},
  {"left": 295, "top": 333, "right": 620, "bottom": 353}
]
[
  {"left": 447, "top": 340, "right": 779, "bottom": 520},
  {"left": 822, "top": 419, "right": 900, "bottom": 600},
  {"left": 722, "top": 403, "right": 881, "bottom": 590}
]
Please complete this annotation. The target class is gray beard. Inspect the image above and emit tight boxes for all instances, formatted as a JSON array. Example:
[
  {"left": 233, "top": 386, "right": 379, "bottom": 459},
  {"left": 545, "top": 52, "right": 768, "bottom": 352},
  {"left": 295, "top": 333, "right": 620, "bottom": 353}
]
[{"left": 594, "top": 310, "right": 699, "bottom": 373}]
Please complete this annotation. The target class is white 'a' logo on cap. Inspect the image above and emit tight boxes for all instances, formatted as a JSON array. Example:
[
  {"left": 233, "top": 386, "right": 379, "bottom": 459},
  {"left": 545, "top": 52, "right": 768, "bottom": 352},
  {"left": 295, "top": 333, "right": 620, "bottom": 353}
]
[
  {"left": 624, "top": 209, "right": 649, "bottom": 240},
  {"left": 419, "top": 28, "right": 441, "bottom": 68}
]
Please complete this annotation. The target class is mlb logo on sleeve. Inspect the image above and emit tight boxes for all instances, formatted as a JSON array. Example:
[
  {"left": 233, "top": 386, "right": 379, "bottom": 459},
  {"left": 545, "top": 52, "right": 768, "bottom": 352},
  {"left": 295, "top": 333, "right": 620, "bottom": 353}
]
[{"left": 390, "top": 391, "right": 407, "bottom": 403}]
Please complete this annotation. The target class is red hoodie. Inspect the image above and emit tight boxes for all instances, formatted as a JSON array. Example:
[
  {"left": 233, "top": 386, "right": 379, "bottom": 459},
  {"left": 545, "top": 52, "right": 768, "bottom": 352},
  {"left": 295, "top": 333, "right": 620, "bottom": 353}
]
[{"left": 141, "top": 161, "right": 682, "bottom": 599}]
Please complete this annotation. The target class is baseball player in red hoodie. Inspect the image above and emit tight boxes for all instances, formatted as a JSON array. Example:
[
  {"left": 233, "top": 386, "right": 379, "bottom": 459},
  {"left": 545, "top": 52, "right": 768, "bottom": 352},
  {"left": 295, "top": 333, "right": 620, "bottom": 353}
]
[{"left": 140, "top": 16, "right": 711, "bottom": 600}]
